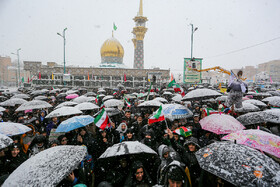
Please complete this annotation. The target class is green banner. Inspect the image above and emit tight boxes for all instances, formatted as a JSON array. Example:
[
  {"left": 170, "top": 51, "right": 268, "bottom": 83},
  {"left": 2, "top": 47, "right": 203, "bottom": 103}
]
[{"left": 183, "top": 58, "right": 202, "bottom": 84}]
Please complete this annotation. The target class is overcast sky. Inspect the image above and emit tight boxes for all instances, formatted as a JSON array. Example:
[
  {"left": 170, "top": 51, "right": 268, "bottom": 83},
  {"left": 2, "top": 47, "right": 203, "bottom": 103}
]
[{"left": 1, "top": 0, "right": 280, "bottom": 76}]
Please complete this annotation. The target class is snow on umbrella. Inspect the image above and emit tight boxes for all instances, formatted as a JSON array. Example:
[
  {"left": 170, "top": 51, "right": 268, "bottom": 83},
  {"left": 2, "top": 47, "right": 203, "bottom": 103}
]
[
  {"left": 16, "top": 100, "right": 53, "bottom": 111},
  {"left": 172, "top": 94, "right": 183, "bottom": 102},
  {"left": 3, "top": 145, "right": 87, "bottom": 187},
  {"left": 200, "top": 113, "right": 245, "bottom": 134},
  {"left": 97, "top": 89, "right": 106, "bottom": 94},
  {"left": 161, "top": 104, "right": 193, "bottom": 120},
  {"left": 236, "top": 112, "right": 265, "bottom": 126},
  {"left": 195, "top": 141, "right": 280, "bottom": 186},
  {"left": 49, "top": 88, "right": 60, "bottom": 94},
  {"left": 31, "top": 90, "right": 47, "bottom": 96},
  {"left": 261, "top": 109, "right": 280, "bottom": 124},
  {"left": 105, "top": 108, "right": 122, "bottom": 117},
  {"left": 153, "top": 97, "right": 168, "bottom": 103},
  {"left": 55, "top": 101, "right": 78, "bottom": 109},
  {"left": 73, "top": 96, "right": 95, "bottom": 104},
  {"left": 0, "top": 122, "right": 32, "bottom": 136},
  {"left": 268, "top": 91, "right": 280, "bottom": 96},
  {"left": 102, "top": 95, "right": 114, "bottom": 102},
  {"left": 182, "top": 88, "right": 222, "bottom": 101},
  {"left": 163, "top": 91, "right": 173, "bottom": 95},
  {"left": 34, "top": 95, "right": 48, "bottom": 101},
  {"left": 243, "top": 99, "right": 267, "bottom": 107},
  {"left": 0, "top": 134, "right": 13, "bottom": 149},
  {"left": 138, "top": 100, "right": 161, "bottom": 107},
  {"left": 0, "top": 106, "right": 6, "bottom": 112},
  {"left": 262, "top": 96, "right": 280, "bottom": 107},
  {"left": 222, "top": 129, "right": 280, "bottom": 158},
  {"left": 46, "top": 107, "right": 82, "bottom": 118},
  {"left": 11, "top": 94, "right": 30, "bottom": 99},
  {"left": 235, "top": 103, "right": 260, "bottom": 113},
  {"left": 99, "top": 141, "right": 157, "bottom": 159},
  {"left": 0, "top": 98, "right": 27, "bottom": 107},
  {"left": 66, "top": 90, "right": 79, "bottom": 95},
  {"left": 75, "top": 102, "right": 99, "bottom": 111},
  {"left": 56, "top": 93, "right": 67, "bottom": 98},
  {"left": 104, "top": 99, "right": 124, "bottom": 108},
  {"left": 66, "top": 94, "right": 79, "bottom": 99},
  {"left": 56, "top": 115, "right": 94, "bottom": 132},
  {"left": 85, "top": 92, "right": 96, "bottom": 97}
]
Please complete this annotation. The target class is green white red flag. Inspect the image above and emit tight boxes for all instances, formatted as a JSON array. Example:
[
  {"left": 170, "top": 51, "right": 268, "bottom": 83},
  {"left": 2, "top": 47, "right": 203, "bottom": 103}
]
[
  {"left": 148, "top": 105, "right": 165, "bottom": 124},
  {"left": 173, "top": 127, "right": 192, "bottom": 137},
  {"left": 124, "top": 97, "right": 131, "bottom": 107},
  {"left": 168, "top": 80, "right": 185, "bottom": 97},
  {"left": 94, "top": 108, "right": 109, "bottom": 130},
  {"left": 203, "top": 108, "right": 219, "bottom": 116},
  {"left": 95, "top": 95, "right": 99, "bottom": 104}
]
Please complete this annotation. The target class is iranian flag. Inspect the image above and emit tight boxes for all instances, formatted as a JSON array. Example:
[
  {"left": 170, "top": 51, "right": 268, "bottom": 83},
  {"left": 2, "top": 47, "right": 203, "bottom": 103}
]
[
  {"left": 124, "top": 98, "right": 131, "bottom": 107},
  {"left": 168, "top": 80, "right": 185, "bottom": 97},
  {"left": 173, "top": 127, "right": 192, "bottom": 137},
  {"left": 148, "top": 105, "right": 165, "bottom": 124},
  {"left": 113, "top": 91, "right": 117, "bottom": 96},
  {"left": 95, "top": 95, "right": 99, "bottom": 104},
  {"left": 94, "top": 108, "right": 109, "bottom": 130},
  {"left": 203, "top": 108, "right": 219, "bottom": 116}
]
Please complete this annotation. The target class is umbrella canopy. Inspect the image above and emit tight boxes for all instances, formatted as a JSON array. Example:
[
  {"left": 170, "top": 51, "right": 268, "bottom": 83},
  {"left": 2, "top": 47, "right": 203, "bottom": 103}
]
[
  {"left": 182, "top": 88, "right": 222, "bottom": 101},
  {"left": 102, "top": 95, "right": 114, "bottom": 102},
  {"left": 236, "top": 112, "right": 266, "bottom": 126},
  {"left": 66, "top": 90, "right": 79, "bottom": 95},
  {"left": 55, "top": 101, "right": 78, "bottom": 109},
  {"left": 261, "top": 109, "right": 280, "bottom": 124},
  {"left": 75, "top": 102, "right": 99, "bottom": 111},
  {"left": 153, "top": 97, "right": 168, "bottom": 104},
  {"left": 34, "top": 95, "right": 48, "bottom": 101},
  {"left": 200, "top": 113, "right": 245, "bottom": 134},
  {"left": 222, "top": 129, "right": 280, "bottom": 158},
  {"left": 0, "top": 122, "right": 32, "bottom": 136},
  {"left": 99, "top": 141, "right": 157, "bottom": 159},
  {"left": 268, "top": 91, "right": 280, "bottom": 96},
  {"left": 163, "top": 91, "right": 173, "bottom": 95},
  {"left": 11, "top": 94, "right": 30, "bottom": 99},
  {"left": 138, "top": 100, "right": 161, "bottom": 107},
  {"left": 0, "top": 106, "right": 6, "bottom": 112},
  {"left": 3, "top": 145, "right": 87, "bottom": 187},
  {"left": 72, "top": 96, "right": 95, "bottom": 104},
  {"left": 161, "top": 104, "right": 193, "bottom": 120},
  {"left": 16, "top": 100, "right": 53, "bottom": 111},
  {"left": 49, "top": 88, "right": 61, "bottom": 94},
  {"left": 66, "top": 94, "right": 79, "bottom": 99},
  {"left": 263, "top": 96, "right": 280, "bottom": 107},
  {"left": 56, "top": 93, "right": 67, "bottom": 98},
  {"left": 243, "top": 99, "right": 267, "bottom": 107},
  {"left": 46, "top": 107, "right": 82, "bottom": 118},
  {"left": 56, "top": 115, "right": 94, "bottom": 132},
  {"left": 104, "top": 99, "right": 124, "bottom": 108},
  {"left": 0, "top": 134, "right": 13, "bottom": 149},
  {"left": 84, "top": 92, "right": 96, "bottom": 97},
  {"left": 0, "top": 98, "right": 27, "bottom": 107},
  {"left": 31, "top": 90, "right": 48, "bottom": 96},
  {"left": 235, "top": 103, "right": 260, "bottom": 113},
  {"left": 105, "top": 108, "right": 122, "bottom": 117},
  {"left": 172, "top": 94, "right": 183, "bottom": 102},
  {"left": 195, "top": 141, "right": 280, "bottom": 186},
  {"left": 97, "top": 89, "right": 106, "bottom": 94}
]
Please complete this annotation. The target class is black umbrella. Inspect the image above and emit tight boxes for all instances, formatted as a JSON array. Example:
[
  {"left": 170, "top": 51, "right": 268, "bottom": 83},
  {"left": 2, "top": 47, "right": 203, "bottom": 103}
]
[
  {"left": 195, "top": 141, "right": 280, "bottom": 186},
  {"left": 236, "top": 112, "right": 266, "bottom": 126}
]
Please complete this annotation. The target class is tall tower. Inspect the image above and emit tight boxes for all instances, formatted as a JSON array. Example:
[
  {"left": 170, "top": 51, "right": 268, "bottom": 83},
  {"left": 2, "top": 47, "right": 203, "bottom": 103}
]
[{"left": 132, "top": 0, "right": 148, "bottom": 69}]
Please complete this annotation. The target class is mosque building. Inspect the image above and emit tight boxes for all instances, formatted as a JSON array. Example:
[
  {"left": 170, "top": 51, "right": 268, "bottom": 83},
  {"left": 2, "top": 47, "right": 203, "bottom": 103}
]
[{"left": 23, "top": 0, "right": 169, "bottom": 88}]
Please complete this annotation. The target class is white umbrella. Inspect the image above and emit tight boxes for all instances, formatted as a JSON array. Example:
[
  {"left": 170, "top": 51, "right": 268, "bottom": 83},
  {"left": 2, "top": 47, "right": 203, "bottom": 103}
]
[
  {"left": 11, "top": 94, "right": 30, "bottom": 99},
  {"left": 262, "top": 96, "right": 280, "bottom": 107},
  {"left": 138, "top": 100, "right": 161, "bottom": 107},
  {"left": 0, "top": 106, "right": 6, "bottom": 112},
  {"left": 49, "top": 89, "right": 60, "bottom": 94},
  {"left": 85, "top": 92, "right": 96, "bottom": 97},
  {"left": 72, "top": 96, "right": 95, "bottom": 104},
  {"left": 3, "top": 146, "right": 87, "bottom": 187},
  {"left": 182, "top": 88, "right": 222, "bottom": 101},
  {"left": 75, "top": 102, "right": 99, "bottom": 111},
  {"left": 153, "top": 97, "right": 168, "bottom": 103},
  {"left": 46, "top": 107, "right": 82, "bottom": 118},
  {"left": 66, "top": 90, "right": 79, "bottom": 95},
  {"left": 243, "top": 99, "right": 267, "bottom": 107},
  {"left": 163, "top": 91, "right": 172, "bottom": 95},
  {"left": 215, "top": 96, "right": 228, "bottom": 102},
  {"left": 235, "top": 103, "right": 260, "bottom": 113},
  {"left": 16, "top": 100, "right": 53, "bottom": 111},
  {"left": 172, "top": 94, "right": 183, "bottom": 102},
  {"left": 102, "top": 95, "right": 114, "bottom": 102},
  {"left": 55, "top": 101, "right": 78, "bottom": 109},
  {"left": 0, "top": 134, "right": 13, "bottom": 149},
  {"left": 34, "top": 95, "right": 48, "bottom": 101},
  {"left": 0, "top": 98, "right": 27, "bottom": 107},
  {"left": 0, "top": 122, "right": 32, "bottom": 136},
  {"left": 104, "top": 99, "right": 124, "bottom": 108},
  {"left": 261, "top": 109, "right": 280, "bottom": 123}
]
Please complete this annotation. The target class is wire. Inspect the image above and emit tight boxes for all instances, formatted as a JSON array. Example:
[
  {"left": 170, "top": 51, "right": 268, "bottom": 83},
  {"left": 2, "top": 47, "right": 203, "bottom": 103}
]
[{"left": 205, "top": 36, "right": 280, "bottom": 59}]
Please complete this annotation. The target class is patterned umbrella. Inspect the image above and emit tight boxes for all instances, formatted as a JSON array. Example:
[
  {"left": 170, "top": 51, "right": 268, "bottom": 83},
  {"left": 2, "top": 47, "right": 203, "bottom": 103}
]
[
  {"left": 0, "top": 122, "right": 32, "bottom": 136},
  {"left": 195, "top": 141, "right": 280, "bottom": 186},
  {"left": 56, "top": 115, "right": 94, "bottom": 132},
  {"left": 3, "top": 146, "right": 87, "bottom": 186},
  {"left": 222, "top": 129, "right": 280, "bottom": 158},
  {"left": 199, "top": 113, "right": 245, "bottom": 134},
  {"left": 0, "top": 134, "right": 13, "bottom": 149},
  {"left": 16, "top": 100, "right": 53, "bottom": 111}
]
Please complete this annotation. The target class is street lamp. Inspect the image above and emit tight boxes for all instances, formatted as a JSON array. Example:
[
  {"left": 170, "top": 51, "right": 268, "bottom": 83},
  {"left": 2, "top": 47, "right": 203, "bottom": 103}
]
[
  {"left": 57, "top": 28, "right": 67, "bottom": 74},
  {"left": 11, "top": 48, "right": 21, "bottom": 87},
  {"left": 190, "top": 24, "right": 198, "bottom": 60}
]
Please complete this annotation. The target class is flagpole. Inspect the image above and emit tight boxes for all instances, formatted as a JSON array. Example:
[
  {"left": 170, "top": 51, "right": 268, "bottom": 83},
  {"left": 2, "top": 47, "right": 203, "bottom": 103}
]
[{"left": 145, "top": 82, "right": 152, "bottom": 101}]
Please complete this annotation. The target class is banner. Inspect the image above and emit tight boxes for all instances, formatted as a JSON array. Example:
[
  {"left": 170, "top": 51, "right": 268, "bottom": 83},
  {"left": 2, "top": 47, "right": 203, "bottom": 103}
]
[{"left": 183, "top": 58, "right": 202, "bottom": 84}]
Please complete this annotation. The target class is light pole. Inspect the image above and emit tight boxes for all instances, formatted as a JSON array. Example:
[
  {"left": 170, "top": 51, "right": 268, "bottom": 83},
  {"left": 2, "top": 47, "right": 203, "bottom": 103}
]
[
  {"left": 190, "top": 24, "right": 198, "bottom": 60},
  {"left": 11, "top": 48, "right": 21, "bottom": 87},
  {"left": 57, "top": 28, "right": 67, "bottom": 74}
]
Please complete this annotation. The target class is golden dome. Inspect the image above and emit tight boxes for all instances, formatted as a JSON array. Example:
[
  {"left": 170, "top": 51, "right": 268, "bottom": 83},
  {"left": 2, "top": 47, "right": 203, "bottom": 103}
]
[{"left": 100, "top": 37, "right": 124, "bottom": 58}]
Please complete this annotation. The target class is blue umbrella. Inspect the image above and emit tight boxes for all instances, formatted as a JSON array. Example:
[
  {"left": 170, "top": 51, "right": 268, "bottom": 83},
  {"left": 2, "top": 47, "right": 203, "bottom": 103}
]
[
  {"left": 161, "top": 104, "right": 193, "bottom": 120},
  {"left": 56, "top": 115, "right": 94, "bottom": 133}
]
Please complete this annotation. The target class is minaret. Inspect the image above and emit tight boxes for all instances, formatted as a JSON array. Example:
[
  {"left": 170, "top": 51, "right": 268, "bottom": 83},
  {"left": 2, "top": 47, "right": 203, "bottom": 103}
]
[{"left": 132, "top": 0, "right": 148, "bottom": 69}]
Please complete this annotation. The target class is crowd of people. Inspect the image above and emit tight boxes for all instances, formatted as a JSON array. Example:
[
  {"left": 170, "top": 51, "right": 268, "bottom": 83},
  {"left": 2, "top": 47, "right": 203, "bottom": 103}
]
[{"left": 0, "top": 76, "right": 279, "bottom": 187}]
